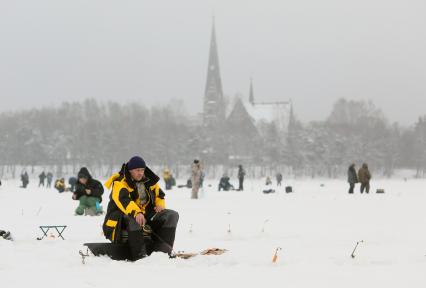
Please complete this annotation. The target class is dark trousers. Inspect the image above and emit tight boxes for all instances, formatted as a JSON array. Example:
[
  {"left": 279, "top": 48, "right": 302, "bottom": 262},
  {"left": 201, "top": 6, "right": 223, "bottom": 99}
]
[
  {"left": 148, "top": 209, "right": 179, "bottom": 254},
  {"left": 123, "top": 215, "right": 146, "bottom": 261},
  {"left": 360, "top": 183, "right": 370, "bottom": 193},
  {"left": 349, "top": 183, "right": 355, "bottom": 194},
  {"left": 238, "top": 177, "right": 244, "bottom": 191},
  {"left": 165, "top": 179, "right": 172, "bottom": 190},
  {"left": 219, "top": 184, "right": 233, "bottom": 191},
  {"left": 123, "top": 209, "right": 179, "bottom": 260}
]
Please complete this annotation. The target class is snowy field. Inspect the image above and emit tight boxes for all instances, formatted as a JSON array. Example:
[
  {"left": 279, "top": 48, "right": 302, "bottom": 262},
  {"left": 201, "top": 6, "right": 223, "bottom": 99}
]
[{"left": 1, "top": 177, "right": 426, "bottom": 287}]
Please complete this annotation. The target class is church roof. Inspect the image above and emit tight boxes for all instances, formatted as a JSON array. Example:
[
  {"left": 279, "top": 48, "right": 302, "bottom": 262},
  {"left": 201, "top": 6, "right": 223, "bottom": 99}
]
[
  {"left": 227, "top": 97, "right": 291, "bottom": 133},
  {"left": 246, "top": 101, "right": 291, "bottom": 132}
]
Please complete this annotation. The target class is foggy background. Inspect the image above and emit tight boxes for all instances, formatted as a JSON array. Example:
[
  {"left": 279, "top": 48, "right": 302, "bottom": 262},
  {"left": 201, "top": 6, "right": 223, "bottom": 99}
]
[{"left": 1, "top": 0, "right": 426, "bottom": 125}]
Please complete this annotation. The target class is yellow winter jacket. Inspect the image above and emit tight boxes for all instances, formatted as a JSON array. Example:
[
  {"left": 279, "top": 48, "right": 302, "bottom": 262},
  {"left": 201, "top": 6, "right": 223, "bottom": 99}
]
[
  {"left": 104, "top": 171, "right": 165, "bottom": 217},
  {"left": 103, "top": 166, "right": 166, "bottom": 242},
  {"left": 162, "top": 169, "right": 171, "bottom": 181}
]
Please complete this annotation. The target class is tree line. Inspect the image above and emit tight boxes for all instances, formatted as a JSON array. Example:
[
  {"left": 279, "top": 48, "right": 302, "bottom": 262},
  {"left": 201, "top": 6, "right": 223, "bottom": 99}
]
[{"left": 0, "top": 98, "right": 425, "bottom": 178}]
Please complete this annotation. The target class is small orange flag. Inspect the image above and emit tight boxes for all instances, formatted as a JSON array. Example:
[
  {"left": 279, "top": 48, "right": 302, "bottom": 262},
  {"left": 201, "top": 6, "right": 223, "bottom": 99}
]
[{"left": 272, "top": 247, "right": 282, "bottom": 263}]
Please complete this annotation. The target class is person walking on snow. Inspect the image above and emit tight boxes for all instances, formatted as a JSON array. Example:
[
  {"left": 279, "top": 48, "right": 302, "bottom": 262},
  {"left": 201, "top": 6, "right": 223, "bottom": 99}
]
[
  {"left": 358, "top": 163, "right": 371, "bottom": 194},
  {"left": 276, "top": 172, "right": 283, "bottom": 186},
  {"left": 347, "top": 163, "right": 358, "bottom": 194},
  {"left": 46, "top": 172, "right": 53, "bottom": 188},
  {"left": 191, "top": 159, "right": 202, "bottom": 199},
  {"left": 39, "top": 171, "right": 47, "bottom": 187}
]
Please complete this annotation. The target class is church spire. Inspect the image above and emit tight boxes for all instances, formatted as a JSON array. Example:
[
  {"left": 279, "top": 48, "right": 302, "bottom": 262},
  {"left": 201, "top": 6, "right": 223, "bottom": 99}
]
[
  {"left": 203, "top": 18, "right": 225, "bottom": 128},
  {"left": 249, "top": 78, "right": 254, "bottom": 105},
  {"left": 288, "top": 99, "right": 296, "bottom": 132}
]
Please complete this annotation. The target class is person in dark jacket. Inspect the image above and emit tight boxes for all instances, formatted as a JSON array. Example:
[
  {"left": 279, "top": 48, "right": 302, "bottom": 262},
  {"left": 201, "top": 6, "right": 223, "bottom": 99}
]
[
  {"left": 358, "top": 163, "right": 371, "bottom": 194},
  {"left": 237, "top": 165, "right": 245, "bottom": 191},
  {"left": 72, "top": 167, "right": 104, "bottom": 216},
  {"left": 347, "top": 163, "right": 358, "bottom": 194},
  {"left": 46, "top": 172, "right": 53, "bottom": 188},
  {"left": 68, "top": 177, "right": 77, "bottom": 192},
  {"left": 218, "top": 174, "right": 234, "bottom": 191},
  {"left": 38, "top": 171, "right": 46, "bottom": 187},
  {"left": 103, "top": 156, "right": 179, "bottom": 261},
  {"left": 20, "top": 171, "right": 29, "bottom": 188},
  {"left": 0, "top": 230, "right": 12, "bottom": 241},
  {"left": 276, "top": 173, "right": 283, "bottom": 186}
]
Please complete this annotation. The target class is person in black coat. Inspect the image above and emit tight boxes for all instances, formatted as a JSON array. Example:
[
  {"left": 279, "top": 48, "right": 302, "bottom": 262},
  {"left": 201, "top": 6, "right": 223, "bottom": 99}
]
[
  {"left": 38, "top": 171, "right": 46, "bottom": 187},
  {"left": 68, "top": 177, "right": 77, "bottom": 192},
  {"left": 46, "top": 172, "right": 53, "bottom": 188},
  {"left": 276, "top": 173, "right": 283, "bottom": 186},
  {"left": 347, "top": 163, "right": 358, "bottom": 194},
  {"left": 72, "top": 167, "right": 104, "bottom": 215},
  {"left": 21, "top": 171, "right": 29, "bottom": 188},
  {"left": 237, "top": 165, "right": 245, "bottom": 191},
  {"left": 218, "top": 174, "right": 234, "bottom": 191},
  {"left": 0, "top": 230, "right": 12, "bottom": 241}
]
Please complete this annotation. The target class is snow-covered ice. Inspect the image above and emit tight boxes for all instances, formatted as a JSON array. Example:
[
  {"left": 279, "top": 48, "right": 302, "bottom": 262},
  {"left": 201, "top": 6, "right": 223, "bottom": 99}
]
[{"left": 1, "top": 177, "right": 426, "bottom": 287}]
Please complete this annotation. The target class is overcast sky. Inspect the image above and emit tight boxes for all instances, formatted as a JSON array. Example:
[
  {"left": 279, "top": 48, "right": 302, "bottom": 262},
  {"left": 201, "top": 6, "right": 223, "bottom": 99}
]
[{"left": 0, "top": 0, "right": 425, "bottom": 124}]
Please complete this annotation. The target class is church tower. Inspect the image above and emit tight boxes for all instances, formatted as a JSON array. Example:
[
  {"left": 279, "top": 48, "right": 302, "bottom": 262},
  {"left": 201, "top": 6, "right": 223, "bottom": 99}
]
[
  {"left": 249, "top": 78, "right": 255, "bottom": 105},
  {"left": 203, "top": 18, "right": 225, "bottom": 128}
]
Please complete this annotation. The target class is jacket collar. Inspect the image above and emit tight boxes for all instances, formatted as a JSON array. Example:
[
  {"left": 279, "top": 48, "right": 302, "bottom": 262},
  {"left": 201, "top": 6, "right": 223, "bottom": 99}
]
[{"left": 121, "top": 164, "right": 160, "bottom": 190}]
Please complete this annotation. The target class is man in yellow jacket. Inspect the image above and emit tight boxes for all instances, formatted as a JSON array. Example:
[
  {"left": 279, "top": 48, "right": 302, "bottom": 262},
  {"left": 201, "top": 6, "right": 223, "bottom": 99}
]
[
  {"left": 162, "top": 168, "right": 172, "bottom": 190},
  {"left": 103, "top": 156, "right": 179, "bottom": 261}
]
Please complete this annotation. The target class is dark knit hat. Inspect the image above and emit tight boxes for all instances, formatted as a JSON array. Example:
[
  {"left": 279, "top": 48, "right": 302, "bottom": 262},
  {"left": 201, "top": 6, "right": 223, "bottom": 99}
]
[
  {"left": 127, "top": 156, "right": 146, "bottom": 170},
  {"left": 77, "top": 167, "right": 91, "bottom": 179}
]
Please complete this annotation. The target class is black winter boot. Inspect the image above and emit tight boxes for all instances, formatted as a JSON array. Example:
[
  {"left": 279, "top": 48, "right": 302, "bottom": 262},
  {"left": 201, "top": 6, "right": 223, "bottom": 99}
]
[
  {"left": 127, "top": 230, "right": 147, "bottom": 261},
  {"left": 152, "top": 227, "right": 177, "bottom": 254}
]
